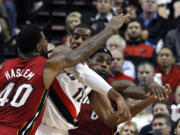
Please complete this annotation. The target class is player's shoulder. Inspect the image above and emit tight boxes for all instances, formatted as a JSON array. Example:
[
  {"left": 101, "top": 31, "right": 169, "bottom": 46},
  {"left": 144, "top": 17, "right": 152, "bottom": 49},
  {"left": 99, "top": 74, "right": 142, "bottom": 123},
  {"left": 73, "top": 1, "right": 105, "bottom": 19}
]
[{"left": 49, "top": 45, "right": 72, "bottom": 58}]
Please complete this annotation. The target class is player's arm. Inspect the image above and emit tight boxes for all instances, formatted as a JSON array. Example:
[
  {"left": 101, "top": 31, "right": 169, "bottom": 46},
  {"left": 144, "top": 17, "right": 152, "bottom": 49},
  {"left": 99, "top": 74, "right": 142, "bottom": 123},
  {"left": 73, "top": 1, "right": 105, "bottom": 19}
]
[
  {"left": 43, "top": 14, "right": 129, "bottom": 89},
  {"left": 129, "top": 84, "right": 171, "bottom": 117},
  {"left": 111, "top": 80, "right": 169, "bottom": 100},
  {"left": 88, "top": 91, "right": 131, "bottom": 128},
  {"left": 74, "top": 63, "right": 111, "bottom": 95},
  {"left": 88, "top": 84, "right": 171, "bottom": 128}
]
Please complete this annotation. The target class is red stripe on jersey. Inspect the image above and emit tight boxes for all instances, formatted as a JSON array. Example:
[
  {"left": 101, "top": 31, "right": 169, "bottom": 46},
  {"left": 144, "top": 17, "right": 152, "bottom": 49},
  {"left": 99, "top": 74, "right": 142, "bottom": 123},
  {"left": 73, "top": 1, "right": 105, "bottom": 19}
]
[{"left": 52, "top": 79, "right": 77, "bottom": 119}]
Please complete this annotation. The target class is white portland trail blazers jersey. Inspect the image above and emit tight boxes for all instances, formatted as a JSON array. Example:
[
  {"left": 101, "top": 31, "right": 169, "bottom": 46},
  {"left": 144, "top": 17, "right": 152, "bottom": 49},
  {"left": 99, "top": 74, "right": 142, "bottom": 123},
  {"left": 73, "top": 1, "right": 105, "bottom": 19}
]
[
  {"left": 36, "top": 68, "right": 91, "bottom": 135},
  {"left": 36, "top": 63, "right": 112, "bottom": 135}
]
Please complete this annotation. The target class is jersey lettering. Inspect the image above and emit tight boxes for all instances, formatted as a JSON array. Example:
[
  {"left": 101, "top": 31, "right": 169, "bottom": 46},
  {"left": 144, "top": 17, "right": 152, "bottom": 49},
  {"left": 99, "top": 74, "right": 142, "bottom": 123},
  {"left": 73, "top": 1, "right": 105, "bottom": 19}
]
[
  {"left": 91, "top": 111, "right": 99, "bottom": 120},
  {"left": 0, "top": 82, "right": 33, "bottom": 107}
]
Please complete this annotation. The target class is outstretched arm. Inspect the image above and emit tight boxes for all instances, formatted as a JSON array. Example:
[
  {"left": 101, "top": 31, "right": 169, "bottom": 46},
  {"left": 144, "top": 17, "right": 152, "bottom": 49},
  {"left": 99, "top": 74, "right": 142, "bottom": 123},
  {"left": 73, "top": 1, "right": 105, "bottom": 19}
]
[
  {"left": 111, "top": 80, "right": 168, "bottom": 100},
  {"left": 88, "top": 84, "right": 170, "bottom": 128},
  {"left": 44, "top": 14, "right": 129, "bottom": 89}
]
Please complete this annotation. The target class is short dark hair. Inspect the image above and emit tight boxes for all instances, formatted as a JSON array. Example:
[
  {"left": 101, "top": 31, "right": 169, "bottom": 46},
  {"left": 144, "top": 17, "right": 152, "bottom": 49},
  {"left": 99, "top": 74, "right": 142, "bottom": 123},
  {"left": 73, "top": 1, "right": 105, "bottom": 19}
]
[
  {"left": 137, "top": 62, "right": 155, "bottom": 73},
  {"left": 153, "top": 113, "right": 171, "bottom": 126},
  {"left": 16, "top": 25, "right": 42, "bottom": 53},
  {"left": 89, "top": 47, "right": 112, "bottom": 59},
  {"left": 73, "top": 23, "right": 94, "bottom": 36},
  {"left": 152, "top": 101, "right": 171, "bottom": 115},
  {"left": 158, "top": 47, "right": 174, "bottom": 57},
  {"left": 126, "top": 18, "right": 143, "bottom": 29}
]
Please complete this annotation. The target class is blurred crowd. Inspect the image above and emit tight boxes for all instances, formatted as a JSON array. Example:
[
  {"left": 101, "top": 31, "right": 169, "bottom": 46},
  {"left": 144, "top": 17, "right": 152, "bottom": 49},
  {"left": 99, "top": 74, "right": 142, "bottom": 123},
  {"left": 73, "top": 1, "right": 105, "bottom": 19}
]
[{"left": 1, "top": 0, "right": 180, "bottom": 135}]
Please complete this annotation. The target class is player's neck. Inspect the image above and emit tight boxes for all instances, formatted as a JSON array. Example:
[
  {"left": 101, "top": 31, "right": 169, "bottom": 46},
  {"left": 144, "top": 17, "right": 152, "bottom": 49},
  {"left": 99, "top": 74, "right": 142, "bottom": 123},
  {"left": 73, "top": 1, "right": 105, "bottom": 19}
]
[{"left": 18, "top": 51, "right": 40, "bottom": 60}]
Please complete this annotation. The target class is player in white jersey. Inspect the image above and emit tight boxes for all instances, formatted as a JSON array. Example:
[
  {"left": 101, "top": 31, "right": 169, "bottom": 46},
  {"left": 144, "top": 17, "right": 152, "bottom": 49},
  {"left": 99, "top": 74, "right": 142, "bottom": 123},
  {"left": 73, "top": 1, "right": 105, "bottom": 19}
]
[
  {"left": 36, "top": 23, "right": 132, "bottom": 135},
  {"left": 36, "top": 23, "right": 170, "bottom": 135}
]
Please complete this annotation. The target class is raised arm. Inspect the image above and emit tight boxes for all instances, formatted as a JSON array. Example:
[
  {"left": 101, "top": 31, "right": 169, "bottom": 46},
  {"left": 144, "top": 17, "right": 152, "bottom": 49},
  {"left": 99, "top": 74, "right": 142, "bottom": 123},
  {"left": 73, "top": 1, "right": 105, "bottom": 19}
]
[{"left": 44, "top": 14, "right": 129, "bottom": 89}]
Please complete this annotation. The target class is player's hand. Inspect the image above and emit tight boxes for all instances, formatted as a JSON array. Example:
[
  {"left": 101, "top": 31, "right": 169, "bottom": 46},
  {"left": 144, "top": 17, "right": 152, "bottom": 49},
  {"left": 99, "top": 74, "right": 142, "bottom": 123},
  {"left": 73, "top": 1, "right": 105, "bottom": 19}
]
[
  {"left": 146, "top": 82, "right": 171, "bottom": 100},
  {"left": 106, "top": 13, "right": 129, "bottom": 33},
  {"left": 107, "top": 88, "right": 131, "bottom": 123}
]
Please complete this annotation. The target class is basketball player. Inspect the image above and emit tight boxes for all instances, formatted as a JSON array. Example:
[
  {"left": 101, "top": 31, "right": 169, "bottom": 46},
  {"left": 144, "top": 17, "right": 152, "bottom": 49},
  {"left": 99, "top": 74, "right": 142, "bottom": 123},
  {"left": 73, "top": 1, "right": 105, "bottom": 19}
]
[
  {"left": 69, "top": 47, "right": 170, "bottom": 135},
  {"left": 0, "top": 13, "right": 130, "bottom": 134},
  {"left": 36, "top": 23, "right": 169, "bottom": 135}
]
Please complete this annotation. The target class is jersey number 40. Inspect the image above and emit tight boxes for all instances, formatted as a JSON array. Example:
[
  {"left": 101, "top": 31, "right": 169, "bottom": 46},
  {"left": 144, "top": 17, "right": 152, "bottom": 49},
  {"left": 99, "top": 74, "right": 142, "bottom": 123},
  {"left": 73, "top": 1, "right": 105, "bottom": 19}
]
[{"left": 0, "top": 82, "right": 33, "bottom": 107}]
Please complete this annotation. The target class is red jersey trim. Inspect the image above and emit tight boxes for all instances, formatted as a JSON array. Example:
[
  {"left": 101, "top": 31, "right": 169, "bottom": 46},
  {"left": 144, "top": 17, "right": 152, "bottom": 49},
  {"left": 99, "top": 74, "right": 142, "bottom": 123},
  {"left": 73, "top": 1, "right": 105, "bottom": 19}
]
[{"left": 52, "top": 79, "right": 77, "bottom": 119}]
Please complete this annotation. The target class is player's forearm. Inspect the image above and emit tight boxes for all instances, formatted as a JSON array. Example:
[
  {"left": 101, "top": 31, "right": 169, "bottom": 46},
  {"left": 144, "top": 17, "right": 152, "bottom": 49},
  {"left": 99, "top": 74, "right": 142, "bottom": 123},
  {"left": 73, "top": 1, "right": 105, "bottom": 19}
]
[
  {"left": 75, "top": 63, "right": 112, "bottom": 95},
  {"left": 121, "top": 86, "right": 147, "bottom": 99},
  {"left": 130, "top": 96, "right": 157, "bottom": 117},
  {"left": 65, "top": 26, "right": 114, "bottom": 65},
  {"left": 111, "top": 81, "right": 147, "bottom": 99}
]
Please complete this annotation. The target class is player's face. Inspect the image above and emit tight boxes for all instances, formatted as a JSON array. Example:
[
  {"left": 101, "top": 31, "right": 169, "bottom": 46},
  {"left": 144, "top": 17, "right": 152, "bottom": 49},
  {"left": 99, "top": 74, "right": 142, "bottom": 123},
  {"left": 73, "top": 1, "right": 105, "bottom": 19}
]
[
  {"left": 157, "top": 48, "right": 175, "bottom": 68},
  {"left": 175, "top": 121, "right": 180, "bottom": 135},
  {"left": 152, "top": 118, "right": 170, "bottom": 135},
  {"left": 153, "top": 103, "right": 169, "bottom": 116},
  {"left": 126, "top": 21, "right": 141, "bottom": 40},
  {"left": 121, "top": 125, "right": 136, "bottom": 135},
  {"left": 38, "top": 32, "right": 48, "bottom": 58},
  {"left": 137, "top": 64, "right": 154, "bottom": 85},
  {"left": 89, "top": 52, "right": 112, "bottom": 79},
  {"left": 70, "top": 27, "right": 92, "bottom": 49}
]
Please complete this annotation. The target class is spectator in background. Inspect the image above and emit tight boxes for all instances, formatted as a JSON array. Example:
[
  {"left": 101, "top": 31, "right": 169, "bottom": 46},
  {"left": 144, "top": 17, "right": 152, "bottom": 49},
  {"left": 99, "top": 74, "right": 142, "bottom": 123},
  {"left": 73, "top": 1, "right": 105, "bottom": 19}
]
[
  {"left": 164, "top": 24, "right": 180, "bottom": 64},
  {"left": 171, "top": 86, "right": 180, "bottom": 121},
  {"left": 107, "top": 49, "right": 134, "bottom": 84},
  {"left": 139, "top": 0, "right": 168, "bottom": 47},
  {"left": 0, "top": 17, "right": 11, "bottom": 45},
  {"left": 112, "top": 0, "right": 124, "bottom": 14},
  {"left": 124, "top": 19, "right": 156, "bottom": 73},
  {"left": 106, "top": 34, "right": 135, "bottom": 79},
  {"left": 6, "top": 0, "right": 17, "bottom": 35},
  {"left": 118, "top": 121, "right": 138, "bottom": 135},
  {"left": 61, "top": 11, "right": 82, "bottom": 46},
  {"left": 137, "top": 62, "right": 155, "bottom": 86},
  {"left": 152, "top": 113, "right": 171, "bottom": 135},
  {"left": 156, "top": 47, "right": 180, "bottom": 104},
  {"left": 92, "top": 0, "right": 113, "bottom": 34},
  {"left": 0, "top": 0, "right": 8, "bottom": 19},
  {"left": 139, "top": 101, "right": 175, "bottom": 135},
  {"left": 174, "top": 119, "right": 180, "bottom": 135}
]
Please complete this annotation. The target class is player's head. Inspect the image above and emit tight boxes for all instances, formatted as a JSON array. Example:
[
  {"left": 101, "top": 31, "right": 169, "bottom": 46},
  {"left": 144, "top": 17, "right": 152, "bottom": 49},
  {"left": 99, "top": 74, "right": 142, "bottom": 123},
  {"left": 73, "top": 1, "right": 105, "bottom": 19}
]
[
  {"left": 16, "top": 26, "right": 48, "bottom": 57},
  {"left": 70, "top": 23, "right": 94, "bottom": 49},
  {"left": 87, "top": 47, "right": 112, "bottom": 79}
]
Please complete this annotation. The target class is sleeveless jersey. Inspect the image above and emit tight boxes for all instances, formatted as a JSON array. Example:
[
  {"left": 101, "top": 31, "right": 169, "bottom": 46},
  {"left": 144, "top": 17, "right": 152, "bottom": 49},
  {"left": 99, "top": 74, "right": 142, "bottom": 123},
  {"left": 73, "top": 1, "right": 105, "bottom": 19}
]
[
  {"left": 0, "top": 56, "right": 47, "bottom": 135},
  {"left": 69, "top": 103, "right": 113, "bottom": 135},
  {"left": 38, "top": 71, "right": 91, "bottom": 133}
]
